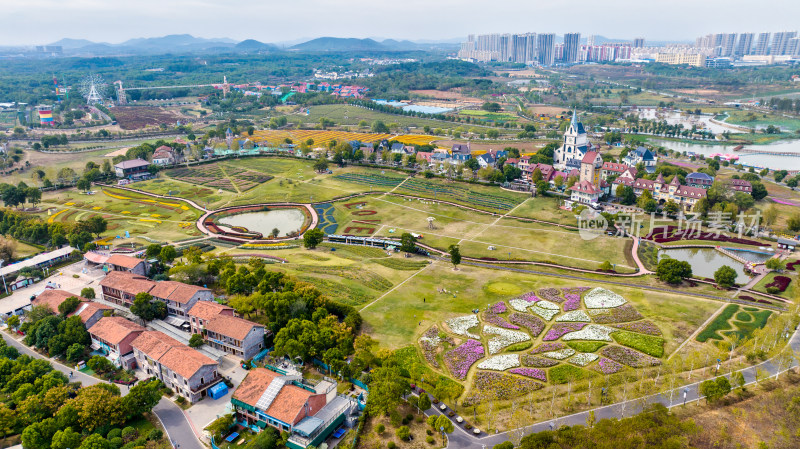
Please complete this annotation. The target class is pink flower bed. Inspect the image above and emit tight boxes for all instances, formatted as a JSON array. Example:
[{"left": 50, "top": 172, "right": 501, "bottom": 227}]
[
  {"left": 563, "top": 293, "right": 581, "bottom": 311},
  {"left": 443, "top": 339, "right": 485, "bottom": 380},
  {"left": 562, "top": 287, "right": 591, "bottom": 294},
  {"left": 592, "top": 357, "right": 624, "bottom": 374},
  {"left": 509, "top": 368, "right": 547, "bottom": 382},
  {"left": 612, "top": 320, "right": 662, "bottom": 336},
  {"left": 543, "top": 323, "right": 587, "bottom": 341},
  {"left": 529, "top": 342, "right": 567, "bottom": 354},
  {"left": 508, "top": 313, "right": 545, "bottom": 337},
  {"left": 483, "top": 311, "right": 520, "bottom": 330},
  {"left": 538, "top": 288, "right": 564, "bottom": 303},
  {"left": 489, "top": 301, "right": 508, "bottom": 314},
  {"left": 590, "top": 304, "right": 643, "bottom": 324},
  {"left": 516, "top": 292, "right": 541, "bottom": 302},
  {"left": 601, "top": 346, "right": 661, "bottom": 368},
  {"left": 521, "top": 354, "right": 559, "bottom": 367}
]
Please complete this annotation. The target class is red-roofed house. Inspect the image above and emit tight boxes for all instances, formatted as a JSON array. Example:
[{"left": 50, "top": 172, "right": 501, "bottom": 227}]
[
  {"left": 569, "top": 180, "right": 602, "bottom": 204},
  {"left": 32, "top": 289, "right": 112, "bottom": 328},
  {"left": 729, "top": 179, "right": 752, "bottom": 193},
  {"left": 152, "top": 146, "right": 182, "bottom": 166},
  {"left": 188, "top": 301, "right": 266, "bottom": 359},
  {"left": 149, "top": 281, "right": 213, "bottom": 318},
  {"left": 601, "top": 162, "right": 628, "bottom": 179},
  {"left": 99, "top": 271, "right": 156, "bottom": 307},
  {"left": 107, "top": 254, "right": 149, "bottom": 276},
  {"left": 88, "top": 316, "right": 146, "bottom": 369}
]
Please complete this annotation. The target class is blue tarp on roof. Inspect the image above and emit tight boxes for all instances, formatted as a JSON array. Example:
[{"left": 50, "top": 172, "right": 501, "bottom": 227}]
[{"left": 209, "top": 382, "right": 229, "bottom": 400}]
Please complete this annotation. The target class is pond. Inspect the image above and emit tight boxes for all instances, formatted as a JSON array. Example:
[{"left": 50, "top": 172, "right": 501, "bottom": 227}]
[
  {"left": 649, "top": 138, "right": 800, "bottom": 171},
  {"left": 218, "top": 208, "right": 306, "bottom": 237},
  {"left": 658, "top": 247, "right": 754, "bottom": 284}
]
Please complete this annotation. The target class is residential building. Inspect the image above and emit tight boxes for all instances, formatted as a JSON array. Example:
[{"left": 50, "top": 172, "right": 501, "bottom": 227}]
[
  {"left": 88, "top": 317, "right": 146, "bottom": 369},
  {"left": 100, "top": 271, "right": 156, "bottom": 308},
  {"left": 32, "top": 289, "right": 112, "bottom": 328},
  {"left": 476, "top": 153, "right": 496, "bottom": 168},
  {"left": 624, "top": 174, "right": 707, "bottom": 211},
  {"left": 729, "top": 179, "right": 752, "bottom": 193},
  {"left": 655, "top": 53, "right": 707, "bottom": 67},
  {"left": 563, "top": 33, "right": 581, "bottom": 63},
  {"left": 131, "top": 330, "right": 221, "bottom": 403},
  {"left": 736, "top": 33, "right": 754, "bottom": 56},
  {"left": 569, "top": 181, "right": 602, "bottom": 205},
  {"left": 719, "top": 33, "right": 737, "bottom": 57},
  {"left": 600, "top": 162, "right": 628, "bottom": 180},
  {"left": 114, "top": 158, "right": 151, "bottom": 180},
  {"left": 553, "top": 111, "right": 589, "bottom": 168},
  {"left": 537, "top": 34, "right": 555, "bottom": 66},
  {"left": 633, "top": 38, "right": 645, "bottom": 48},
  {"left": 685, "top": 172, "right": 715, "bottom": 189},
  {"left": 149, "top": 281, "right": 213, "bottom": 318},
  {"left": 623, "top": 147, "right": 657, "bottom": 173},
  {"left": 579, "top": 152, "right": 603, "bottom": 186},
  {"left": 188, "top": 301, "right": 265, "bottom": 360},
  {"left": 754, "top": 33, "right": 771, "bottom": 55},
  {"left": 232, "top": 367, "right": 355, "bottom": 448},
  {"left": 107, "top": 254, "right": 149, "bottom": 276},
  {"left": 771, "top": 31, "right": 797, "bottom": 55},
  {"left": 152, "top": 146, "right": 182, "bottom": 166}
]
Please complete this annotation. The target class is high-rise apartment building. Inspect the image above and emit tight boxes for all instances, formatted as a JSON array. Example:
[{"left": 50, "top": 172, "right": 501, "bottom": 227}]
[
  {"left": 563, "top": 32, "right": 581, "bottom": 63},
  {"left": 754, "top": 32, "right": 771, "bottom": 55},
  {"left": 788, "top": 37, "right": 800, "bottom": 57},
  {"left": 537, "top": 33, "right": 555, "bottom": 65},
  {"left": 771, "top": 31, "right": 798, "bottom": 55},
  {"left": 633, "top": 38, "right": 645, "bottom": 48},
  {"left": 735, "top": 33, "right": 754, "bottom": 56},
  {"left": 719, "top": 33, "right": 737, "bottom": 56}
]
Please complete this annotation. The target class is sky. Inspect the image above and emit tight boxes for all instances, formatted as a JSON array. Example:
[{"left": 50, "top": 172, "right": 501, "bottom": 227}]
[{"left": 2, "top": 0, "right": 800, "bottom": 46}]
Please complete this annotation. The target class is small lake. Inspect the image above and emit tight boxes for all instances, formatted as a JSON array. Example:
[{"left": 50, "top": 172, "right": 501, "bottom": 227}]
[
  {"left": 658, "top": 247, "right": 755, "bottom": 284},
  {"left": 218, "top": 209, "right": 306, "bottom": 237},
  {"left": 649, "top": 138, "right": 800, "bottom": 171}
]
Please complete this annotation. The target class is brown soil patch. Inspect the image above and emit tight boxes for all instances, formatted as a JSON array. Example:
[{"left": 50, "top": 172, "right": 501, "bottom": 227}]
[
  {"left": 528, "top": 106, "right": 571, "bottom": 116},
  {"left": 410, "top": 90, "right": 482, "bottom": 103},
  {"left": 112, "top": 106, "right": 184, "bottom": 130}
]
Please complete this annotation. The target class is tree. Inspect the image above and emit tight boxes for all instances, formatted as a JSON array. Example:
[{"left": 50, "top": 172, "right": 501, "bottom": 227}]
[
  {"left": 714, "top": 265, "right": 737, "bottom": 289},
  {"left": 82, "top": 216, "right": 108, "bottom": 238},
  {"left": 435, "top": 414, "right": 454, "bottom": 433},
  {"left": 367, "top": 365, "right": 409, "bottom": 416},
  {"left": 313, "top": 159, "right": 329, "bottom": 173},
  {"left": 763, "top": 205, "right": 779, "bottom": 226},
  {"left": 418, "top": 392, "right": 431, "bottom": 410},
  {"left": 80, "top": 287, "right": 96, "bottom": 299},
  {"left": 663, "top": 200, "right": 679, "bottom": 216},
  {"left": 65, "top": 343, "right": 84, "bottom": 363},
  {"left": 122, "top": 379, "right": 163, "bottom": 420},
  {"left": 700, "top": 377, "right": 731, "bottom": 404},
  {"left": 371, "top": 121, "right": 389, "bottom": 133},
  {"left": 6, "top": 315, "right": 19, "bottom": 329},
  {"left": 58, "top": 296, "right": 82, "bottom": 316},
  {"left": 599, "top": 260, "right": 613, "bottom": 271},
  {"left": 159, "top": 246, "right": 177, "bottom": 263},
  {"left": 78, "top": 434, "right": 110, "bottom": 449},
  {"left": 765, "top": 258, "right": 786, "bottom": 271},
  {"left": 76, "top": 177, "right": 91, "bottom": 192},
  {"left": 0, "top": 404, "right": 16, "bottom": 443},
  {"left": 206, "top": 414, "right": 235, "bottom": 442},
  {"left": 750, "top": 181, "right": 768, "bottom": 201},
  {"left": 396, "top": 426, "right": 411, "bottom": 441},
  {"left": 448, "top": 245, "right": 461, "bottom": 269},
  {"left": 788, "top": 214, "right": 800, "bottom": 232},
  {"left": 130, "top": 293, "right": 164, "bottom": 321},
  {"left": 303, "top": 229, "right": 324, "bottom": 249},
  {"left": 535, "top": 180, "right": 549, "bottom": 197},
  {"left": 26, "top": 188, "right": 42, "bottom": 208},
  {"left": 655, "top": 258, "right": 692, "bottom": 285},
  {"left": 189, "top": 333, "right": 204, "bottom": 348},
  {"left": 400, "top": 233, "right": 417, "bottom": 253},
  {"left": 51, "top": 427, "right": 82, "bottom": 449},
  {"left": 481, "top": 102, "right": 501, "bottom": 113},
  {"left": 145, "top": 244, "right": 162, "bottom": 259}
]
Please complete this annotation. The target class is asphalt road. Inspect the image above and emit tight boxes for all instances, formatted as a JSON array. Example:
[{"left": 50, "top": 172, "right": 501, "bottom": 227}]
[{"left": 1, "top": 331, "right": 205, "bottom": 449}]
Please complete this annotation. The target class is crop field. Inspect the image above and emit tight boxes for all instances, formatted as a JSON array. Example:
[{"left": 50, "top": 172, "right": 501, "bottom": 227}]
[
  {"left": 458, "top": 110, "right": 520, "bottom": 122},
  {"left": 390, "top": 134, "right": 439, "bottom": 145},
  {"left": 111, "top": 106, "right": 185, "bottom": 130},
  {"left": 290, "top": 104, "right": 501, "bottom": 131},
  {"left": 247, "top": 129, "right": 391, "bottom": 147},
  {"left": 394, "top": 178, "right": 528, "bottom": 212},
  {"left": 166, "top": 162, "right": 273, "bottom": 192}
]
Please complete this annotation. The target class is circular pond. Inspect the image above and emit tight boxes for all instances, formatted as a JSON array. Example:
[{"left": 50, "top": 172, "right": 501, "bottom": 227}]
[{"left": 217, "top": 208, "right": 308, "bottom": 238}]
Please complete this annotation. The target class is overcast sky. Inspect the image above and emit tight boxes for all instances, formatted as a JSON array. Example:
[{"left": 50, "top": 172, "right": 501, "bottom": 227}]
[{"left": 3, "top": 0, "right": 799, "bottom": 46}]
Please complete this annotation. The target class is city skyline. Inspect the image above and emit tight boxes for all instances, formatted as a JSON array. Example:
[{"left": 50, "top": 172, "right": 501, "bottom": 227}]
[{"left": 2, "top": 0, "right": 800, "bottom": 46}]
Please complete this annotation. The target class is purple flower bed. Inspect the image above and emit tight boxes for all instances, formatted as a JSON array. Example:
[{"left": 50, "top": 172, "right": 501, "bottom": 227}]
[
  {"left": 509, "top": 368, "right": 547, "bottom": 382},
  {"left": 787, "top": 261, "right": 799, "bottom": 272},
  {"left": 538, "top": 288, "right": 564, "bottom": 303},
  {"left": 516, "top": 291, "right": 541, "bottom": 302},
  {"left": 489, "top": 301, "right": 507, "bottom": 314},
  {"left": 483, "top": 311, "right": 520, "bottom": 330},
  {"left": 591, "top": 357, "right": 624, "bottom": 374},
  {"left": 508, "top": 313, "right": 545, "bottom": 337},
  {"left": 563, "top": 293, "right": 581, "bottom": 311},
  {"left": 765, "top": 275, "right": 791, "bottom": 293},
  {"left": 543, "top": 323, "right": 587, "bottom": 341},
  {"left": 562, "top": 287, "right": 591, "bottom": 294},
  {"left": 529, "top": 342, "right": 567, "bottom": 354},
  {"left": 463, "top": 372, "right": 544, "bottom": 405},
  {"left": 443, "top": 339, "right": 485, "bottom": 380},
  {"left": 612, "top": 320, "right": 662, "bottom": 336},
  {"left": 600, "top": 345, "right": 661, "bottom": 368},
  {"left": 521, "top": 354, "right": 559, "bottom": 367},
  {"left": 590, "top": 304, "right": 644, "bottom": 324}
]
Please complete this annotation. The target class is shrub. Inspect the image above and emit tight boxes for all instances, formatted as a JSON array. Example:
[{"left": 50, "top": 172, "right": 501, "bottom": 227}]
[
  {"left": 766, "top": 286, "right": 780, "bottom": 294},
  {"left": 426, "top": 429, "right": 433, "bottom": 436},
  {"left": 121, "top": 427, "right": 138, "bottom": 442},
  {"left": 107, "top": 429, "right": 122, "bottom": 440},
  {"left": 611, "top": 331, "right": 665, "bottom": 358},
  {"left": 426, "top": 436, "right": 435, "bottom": 444},
  {"left": 406, "top": 413, "right": 414, "bottom": 421},
  {"left": 176, "top": 396, "right": 186, "bottom": 404},
  {"left": 388, "top": 442, "right": 397, "bottom": 449},
  {"left": 147, "top": 430, "right": 163, "bottom": 441},
  {"left": 109, "top": 437, "right": 124, "bottom": 449},
  {"left": 396, "top": 426, "right": 411, "bottom": 441},
  {"left": 376, "top": 424, "right": 385, "bottom": 434}
]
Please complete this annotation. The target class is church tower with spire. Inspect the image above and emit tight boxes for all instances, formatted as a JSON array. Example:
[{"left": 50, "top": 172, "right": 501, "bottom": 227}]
[{"left": 553, "top": 110, "right": 589, "bottom": 169}]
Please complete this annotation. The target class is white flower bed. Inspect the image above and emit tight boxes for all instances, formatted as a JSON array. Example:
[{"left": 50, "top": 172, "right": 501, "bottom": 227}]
[
  {"left": 537, "top": 300, "right": 560, "bottom": 310},
  {"left": 476, "top": 354, "right": 521, "bottom": 371},
  {"left": 447, "top": 315, "right": 480, "bottom": 339},
  {"left": 555, "top": 310, "right": 591, "bottom": 322},
  {"left": 531, "top": 304, "right": 559, "bottom": 321},
  {"left": 542, "top": 348, "right": 576, "bottom": 360},
  {"left": 584, "top": 288, "right": 627, "bottom": 309},
  {"left": 569, "top": 353, "right": 599, "bottom": 366},
  {"left": 509, "top": 299, "right": 532, "bottom": 312},
  {"left": 484, "top": 325, "right": 531, "bottom": 354},
  {"left": 561, "top": 324, "right": 617, "bottom": 341}
]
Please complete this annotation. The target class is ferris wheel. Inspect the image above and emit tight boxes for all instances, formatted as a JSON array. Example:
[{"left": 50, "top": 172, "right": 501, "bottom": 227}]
[{"left": 79, "top": 74, "right": 107, "bottom": 104}]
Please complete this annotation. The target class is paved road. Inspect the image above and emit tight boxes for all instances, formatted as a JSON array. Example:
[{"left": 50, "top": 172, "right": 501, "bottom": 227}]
[
  {"left": 1, "top": 331, "right": 205, "bottom": 449},
  {"left": 420, "top": 323, "right": 800, "bottom": 449}
]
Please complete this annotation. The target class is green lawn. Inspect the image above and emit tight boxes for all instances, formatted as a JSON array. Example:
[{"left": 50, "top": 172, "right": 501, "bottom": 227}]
[{"left": 752, "top": 271, "right": 796, "bottom": 299}]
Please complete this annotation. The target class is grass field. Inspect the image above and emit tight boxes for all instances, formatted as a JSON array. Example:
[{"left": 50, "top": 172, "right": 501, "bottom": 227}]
[
  {"left": 723, "top": 110, "right": 800, "bottom": 132},
  {"left": 752, "top": 272, "right": 795, "bottom": 299}
]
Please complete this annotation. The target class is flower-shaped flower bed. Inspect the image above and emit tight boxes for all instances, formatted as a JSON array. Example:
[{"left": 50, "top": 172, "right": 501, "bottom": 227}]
[
  {"left": 563, "top": 293, "right": 581, "bottom": 311},
  {"left": 600, "top": 345, "right": 661, "bottom": 368},
  {"left": 447, "top": 315, "right": 480, "bottom": 339},
  {"left": 531, "top": 304, "right": 559, "bottom": 321},
  {"left": 543, "top": 323, "right": 588, "bottom": 341},
  {"left": 561, "top": 324, "right": 617, "bottom": 341},
  {"left": 521, "top": 354, "right": 559, "bottom": 367},
  {"left": 591, "top": 357, "right": 624, "bottom": 374},
  {"left": 584, "top": 287, "right": 627, "bottom": 308},
  {"left": 477, "top": 354, "right": 520, "bottom": 371},
  {"left": 508, "top": 313, "right": 545, "bottom": 337},
  {"left": 587, "top": 304, "right": 643, "bottom": 324},
  {"left": 484, "top": 325, "right": 531, "bottom": 354},
  {"left": 465, "top": 372, "right": 544, "bottom": 404},
  {"left": 482, "top": 311, "right": 520, "bottom": 330},
  {"left": 538, "top": 288, "right": 564, "bottom": 303},
  {"left": 569, "top": 353, "right": 599, "bottom": 366},
  {"left": 489, "top": 301, "right": 507, "bottom": 314},
  {"left": 612, "top": 320, "right": 662, "bottom": 336},
  {"left": 529, "top": 342, "right": 567, "bottom": 354},
  {"left": 443, "top": 339, "right": 485, "bottom": 380},
  {"left": 510, "top": 299, "right": 534, "bottom": 312},
  {"left": 542, "top": 348, "right": 576, "bottom": 360},
  {"left": 509, "top": 367, "right": 547, "bottom": 382},
  {"left": 556, "top": 310, "right": 591, "bottom": 322}
]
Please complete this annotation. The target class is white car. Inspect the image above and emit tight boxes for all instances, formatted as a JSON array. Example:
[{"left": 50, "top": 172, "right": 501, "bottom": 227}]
[
  {"left": 473, "top": 428, "right": 481, "bottom": 435},
  {"left": 455, "top": 416, "right": 463, "bottom": 423},
  {"left": 439, "top": 403, "right": 447, "bottom": 411}
]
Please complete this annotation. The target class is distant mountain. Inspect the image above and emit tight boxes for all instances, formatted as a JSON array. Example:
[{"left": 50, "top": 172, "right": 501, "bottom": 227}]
[
  {"left": 119, "top": 34, "right": 235, "bottom": 49},
  {"left": 48, "top": 38, "right": 104, "bottom": 49},
  {"left": 290, "top": 37, "right": 457, "bottom": 52},
  {"left": 235, "top": 39, "right": 277, "bottom": 52}
]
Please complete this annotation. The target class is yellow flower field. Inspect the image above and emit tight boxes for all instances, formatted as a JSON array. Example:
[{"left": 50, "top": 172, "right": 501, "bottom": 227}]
[{"left": 247, "top": 130, "right": 392, "bottom": 147}]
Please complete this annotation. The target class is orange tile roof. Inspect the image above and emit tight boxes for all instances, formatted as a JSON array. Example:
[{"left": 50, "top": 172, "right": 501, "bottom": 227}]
[
  {"left": 188, "top": 301, "right": 233, "bottom": 322},
  {"left": 107, "top": 254, "right": 146, "bottom": 270},
  {"left": 204, "top": 314, "right": 263, "bottom": 341},
  {"left": 100, "top": 271, "right": 156, "bottom": 294},
  {"left": 73, "top": 301, "right": 113, "bottom": 323},
  {"left": 233, "top": 368, "right": 281, "bottom": 407},
  {"left": 233, "top": 368, "right": 315, "bottom": 425},
  {"left": 131, "top": 330, "right": 183, "bottom": 360},
  {"left": 150, "top": 281, "right": 210, "bottom": 304},
  {"left": 88, "top": 317, "right": 146, "bottom": 345},
  {"left": 131, "top": 330, "right": 216, "bottom": 379},
  {"left": 33, "top": 289, "right": 86, "bottom": 314}
]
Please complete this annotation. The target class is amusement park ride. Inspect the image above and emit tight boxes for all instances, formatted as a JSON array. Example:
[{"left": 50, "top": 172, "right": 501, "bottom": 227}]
[{"left": 112, "top": 75, "right": 233, "bottom": 104}]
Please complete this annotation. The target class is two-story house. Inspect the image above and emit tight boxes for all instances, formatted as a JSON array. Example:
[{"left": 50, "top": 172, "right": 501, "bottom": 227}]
[
  {"left": 131, "top": 330, "right": 221, "bottom": 403},
  {"left": 88, "top": 316, "right": 146, "bottom": 369},
  {"left": 149, "top": 281, "right": 213, "bottom": 318},
  {"left": 729, "top": 178, "right": 752, "bottom": 193},
  {"left": 152, "top": 145, "right": 182, "bottom": 166},
  {"left": 114, "top": 158, "right": 151, "bottom": 180},
  {"left": 32, "top": 289, "right": 112, "bottom": 329},
  {"left": 188, "top": 301, "right": 265, "bottom": 360},
  {"left": 99, "top": 271, "right": 156, "bottom": 308},
  {"left": 106, "top": 254, "right": 149, "bottom": 276},
  {"left": 685, "top": 172, "right": 714, "bottom": 189},
  {"left": 623, "top": 147, "right": 657, "bottom": 173}
]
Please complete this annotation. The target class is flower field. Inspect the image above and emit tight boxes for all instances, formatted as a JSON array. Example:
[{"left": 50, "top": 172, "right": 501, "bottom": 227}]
[
  {"left": 395, "top": 178, "right": 526, "bottom": 212},
  {"left": 330, "top": 172, "right": 406, "bottom": 188},
  {"left": 421, "top": 286, "right": 666, "bottom": 403},
  {"left": 248, "top": 129, "right": 392, "bottom": 147},
  {"left": 167, "top": 162, "right": 273, "bottom": 192},
  {"left": 391, "top": 134, "right": 439, "bottom": 145}
]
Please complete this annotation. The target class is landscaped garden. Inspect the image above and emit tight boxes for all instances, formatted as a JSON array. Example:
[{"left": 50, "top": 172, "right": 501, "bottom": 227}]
[
  {"left": 167, "top": 162, "right": 273, "bottom": 192},
  {"left": 696, "top": 304, "right": 773, "bottom": 344}
]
